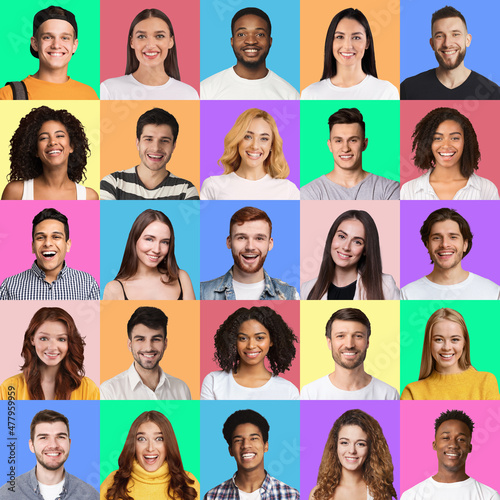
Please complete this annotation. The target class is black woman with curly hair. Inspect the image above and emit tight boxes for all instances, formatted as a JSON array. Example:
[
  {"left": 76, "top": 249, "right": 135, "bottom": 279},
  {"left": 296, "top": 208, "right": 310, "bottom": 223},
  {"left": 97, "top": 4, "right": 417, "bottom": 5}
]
[
  {"left": 401, "top": 107, "right": 499, "bottom": 200},
  {"left": 310, "top": 409, "right": 397, "bottom": 500},
  {"left": 200, "top": 306, "right": 299, "bottom": 400},
  {"left": 2, "top": 106, "right": 98, "bottom": 200}
]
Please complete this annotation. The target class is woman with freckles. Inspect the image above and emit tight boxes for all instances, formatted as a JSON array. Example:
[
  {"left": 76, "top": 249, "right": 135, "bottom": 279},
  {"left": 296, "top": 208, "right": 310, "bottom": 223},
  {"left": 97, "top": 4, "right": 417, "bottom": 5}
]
[
  {"left": 200, "top": 306, "right": 299, "bottom": 400},
  {"left": 101, "top": 411, "right": 199, "bottom": 500},
  {"left": 0, "top": 307, "right": 99, "bottom": 400}
]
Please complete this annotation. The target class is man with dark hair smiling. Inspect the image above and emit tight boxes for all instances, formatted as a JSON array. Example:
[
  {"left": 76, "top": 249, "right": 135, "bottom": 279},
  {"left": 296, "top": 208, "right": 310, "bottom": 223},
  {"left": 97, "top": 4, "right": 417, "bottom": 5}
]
[{"left": 201, "top": 7, "right": 299, "bottom": 99}]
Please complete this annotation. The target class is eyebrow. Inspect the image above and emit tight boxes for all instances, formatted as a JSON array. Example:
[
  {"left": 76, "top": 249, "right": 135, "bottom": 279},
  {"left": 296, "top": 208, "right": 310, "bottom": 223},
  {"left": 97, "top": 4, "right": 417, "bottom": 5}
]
[
  {"left": 333, "top": 329, "right": 366, "bottom": 335},
  {"left": 235, "top": 26, "right": 267, "bottom": 33},
  {"left": 440, "top": 430, "right": 468, "bottom": 437},
  {"left": 430, "top": 231, "right": 461, "bottom": 237},
  {"left": 141, "top": 135, "right": 172, "bottom": 140},
  {"left": 36, "top": 432, "right": 68, "bottom": 438},
  {"left": 38, "top": 130, "right": 66, "bottom": 137},
  {"left": 433, "top": 131, "right": 462, "bottom": 136},
  {"left": 34, "top": 230, "right": 65, "bottom": 237},
  {"left": 232, "top": 433, "right": 262, "bottom": 441},
  {"left": 39, "top": 31, "right": 74, "bottom": 37},
  {"left": 434, "top": 29, "right": 463, "bottom": 35},
  {"left": 331, "top": 135, "right": 361, "bottom": 140},
  {"left": 233, "top": 232, "right": 269, "bottom": 238},
  {"left": 334, "top": 30, "right": 364, "bottom": 35},
  {"left": 136, "top": 431, "right": 163, "bottom": 436},
  {"left": 336, "top": 229, "right": 365, "bottom": 241},
  {"left": 245, "top": 130, "right": 271, "bottom": 137},
  {"left": 135, "top": 29, "right": 167, "bottom": 34}
]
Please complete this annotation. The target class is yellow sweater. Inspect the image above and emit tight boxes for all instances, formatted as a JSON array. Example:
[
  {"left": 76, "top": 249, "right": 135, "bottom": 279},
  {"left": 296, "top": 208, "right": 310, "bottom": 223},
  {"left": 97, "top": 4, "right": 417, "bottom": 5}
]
[
  {"left": 401, "top": 367, "right": 500, "bottom": 400},
  {"left": 100, "top": 461, "right": 200, "bottom": 500},
  {"left": 0, "top": 373, "right": 99, "bottom": 400}
]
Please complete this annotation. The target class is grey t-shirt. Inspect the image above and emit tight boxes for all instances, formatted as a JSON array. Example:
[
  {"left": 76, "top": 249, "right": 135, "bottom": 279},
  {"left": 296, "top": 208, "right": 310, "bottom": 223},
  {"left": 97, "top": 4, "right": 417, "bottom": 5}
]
[{"left": 300, "top": 173, "right": 400, "bottom": 200}]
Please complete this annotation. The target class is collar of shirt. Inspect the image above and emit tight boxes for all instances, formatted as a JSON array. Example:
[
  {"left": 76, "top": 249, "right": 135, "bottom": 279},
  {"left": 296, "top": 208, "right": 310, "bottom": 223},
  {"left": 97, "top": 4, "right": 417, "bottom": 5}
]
[
  {"left": 127, "top": 363, "right": 169, "bottom": 392},
  {"left": 217, "top": 268, "right": 279, "bottom": 298},
  {"left": 231, "top": 472, "right": 272, "bottom": 494},
  {"left": 30, "top": 260, "right": 69, "bottom": 281},
  {"left": 415, "top": 169, "right": 480, "bottom": 195},
  {"left": 29, "top": 467, "right": 69, "bottom": 496}
]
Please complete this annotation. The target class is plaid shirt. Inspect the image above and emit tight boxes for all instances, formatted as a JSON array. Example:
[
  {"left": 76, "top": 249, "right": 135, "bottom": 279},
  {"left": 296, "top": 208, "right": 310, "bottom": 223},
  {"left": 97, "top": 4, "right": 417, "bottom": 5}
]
[
  {"left": 204, "top": 473, "right": 299, "bottom": 500},
  {"left": 0, "top": 261, "right": 99, "bottom": 300}
]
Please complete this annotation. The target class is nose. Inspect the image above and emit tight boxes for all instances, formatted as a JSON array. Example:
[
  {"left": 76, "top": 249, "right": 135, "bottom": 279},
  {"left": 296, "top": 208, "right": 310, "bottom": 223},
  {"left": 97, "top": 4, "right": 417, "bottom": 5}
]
[
  {"left": 342, "top": 238, "right": 352, "bottom": 251},
  {"left": 146, "top": 439, "right": 154, "bottom": 451},
  {"left": 442, "top": 339, "right": 452, "bottom": 351},
  {"left": 48, "top": 338, "right": 58, "bottom": 349},
  {"left": 345, "top": 336, "right": 355, "bottom": 348},
  {"left": 247, "top": 337, "right": 256, "bottom": 349}
]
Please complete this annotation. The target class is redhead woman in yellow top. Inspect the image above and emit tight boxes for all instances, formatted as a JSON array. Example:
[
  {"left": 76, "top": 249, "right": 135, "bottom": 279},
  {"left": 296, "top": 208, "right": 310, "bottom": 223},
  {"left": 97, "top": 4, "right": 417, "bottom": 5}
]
[
  {"left": 101, "top": 411, "right": 199, "bottom": 500},
  {"left": 0, "top": 307, "right": 99, "bottom": 400},
  {"left": 401, "top": 308, "right": 500, "bottom": 400}
]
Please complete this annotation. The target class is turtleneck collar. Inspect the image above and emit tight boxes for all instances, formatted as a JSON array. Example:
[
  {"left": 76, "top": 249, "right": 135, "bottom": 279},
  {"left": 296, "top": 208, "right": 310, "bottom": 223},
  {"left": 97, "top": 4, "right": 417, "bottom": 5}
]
[{"left": 131, "top": 459, "right": 170, "bottom": 484}]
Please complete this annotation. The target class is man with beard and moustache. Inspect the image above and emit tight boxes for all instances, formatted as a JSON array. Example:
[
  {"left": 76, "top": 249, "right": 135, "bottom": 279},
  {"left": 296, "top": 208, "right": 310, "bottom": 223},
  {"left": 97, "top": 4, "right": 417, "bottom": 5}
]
[
  {"left": 0, "top": 410, "right": 98, "bottom": 499},
  {"left": 200, "top": 7, "right": 299, "bottom": 100},
  {"left": 200, "top": 206, "right": 299, "bottom": 300},
  {"left": 401, "top": 410, "right": 500, "bottom": 500},
  {"left": 301, "top": 308, "right": 399, "bottom": 399},
  {"left": 401, "top": 208, "right": 500, "bottom": 300},
  {"left": 401, "top": 6, "right": 500, "bottom": 100},
  {"left": 100, "top": 306, "right": 191, "bottom": 399},
  {"left": 100, "top": 108, "right": 199, "bottom": 200}
]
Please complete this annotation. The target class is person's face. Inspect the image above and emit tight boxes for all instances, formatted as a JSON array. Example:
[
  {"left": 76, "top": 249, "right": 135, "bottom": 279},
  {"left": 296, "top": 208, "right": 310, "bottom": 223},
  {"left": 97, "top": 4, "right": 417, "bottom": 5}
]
[
  {"left": 332, "top": 18, "right": 369, "bottom": 69},
  {"left": 328, "top": 123, "right": 367, "bottom": 172},
  {"left": 330, "top": 219, "right": 365, "bottom": 271},
  {"left": 137, "top": 124, "right": 176, "bottom": 172},
  {"left": 337, "top": 425, "right": 369, "bottom": 472},
  {"left": 431, "top": 120, "right": 464, "bottom": 170},
  {"left": 430, "top": 17, "right": 471, "bottom": 70},
  {"left": 130, "top": 17, "right": 174, "bottom": 70},
  {"left": 32, "top": 219, "right": 71, "bottom": 275},
  {"left": 237, "top": 118, "right": 273, "bottom": 171},
  {"left": 31, "top": 320, "right": 69, "bottom": 367},
  {"left": 430, "top": 320, "right": 465, "bottom": 374},
  {"left": 426, "top": 219, "right": 468, "bottom": 271},
  {"left": 36, "top": 120, "right": 74, "bottom": 170},
  {"left": 328, "top": 320, "right": 369, "bottom": 370},
  {"left": 135, "top": 421, "right": 167, "bottom": 473},
  {"left": 236, "top": 319, "right": 273, "bottom": 368},
  {"left": 29, "top": 421, "right": 71, "bottom": 472},
  {"left": 231, "top": 14, "right": 272, "bottom": 68},
  {"left": 31, "top": 19, "right": 78, "bottom": 71},
  {"left": 227, "top": 220, "right": 273, "bottom": 275},
  {"left": 433, "top": 419, "right": 472, "bottom": 473},
  {"left": 229, "top": 423, "right": 268, "bottom": 473},
  {"left": 128, "top": 324, "right": 167, "bottom": 371},
  {"left": 135, "top": 221, "right": 171, "bottom": 270}
]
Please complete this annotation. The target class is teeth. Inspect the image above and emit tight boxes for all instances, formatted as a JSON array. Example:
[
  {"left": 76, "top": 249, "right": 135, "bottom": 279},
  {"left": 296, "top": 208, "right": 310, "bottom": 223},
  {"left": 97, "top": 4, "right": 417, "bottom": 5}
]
[
  {"left": 142, "top": 353, "right": 155, "bottom": 358},
  {"left": 440, "top": 354, "right": 453, "bottom": 358},
  {"left": 244, "top": 49, "right": 258, "bottom": 53},
  {"left": 247, "top": 152, "right": 262, "bottom": 158},
  {"left": 145, "top": 52, "right": 159, "bottom": 56},
  {"left": 245, "top": 352, "right": 260, "bottom": 358},
  {"left": 144, "top": 455, "right": 158, "bottom": 459},
  {"left": 42, "top": 252, "right": 56, "bottom": 257},
  {"left": 47, "top": 150, "right": 62, "bottom": 155},
  {"left": 242, "top": 453, "right": 256, "bottom": 459},
  {"left": 439, "top": 152, "right": 455, "bottom": 156},
  {"left": 147, "top": 154, "right": 163, "bottom": 159},
  {"left": 343, "top": 352, "right": 357, "bottom": 357},
  {"left": 340, "top": 155, "right": 353, "bottom": 159},
  {"left": 45, "top": 453, "right": 60, "bottom": 456}
]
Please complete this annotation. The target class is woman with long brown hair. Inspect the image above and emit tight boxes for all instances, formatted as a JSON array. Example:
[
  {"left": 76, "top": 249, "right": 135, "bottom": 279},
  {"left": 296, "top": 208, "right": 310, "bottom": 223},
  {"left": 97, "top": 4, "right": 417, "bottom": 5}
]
[
  {"left": 101, "top": 411, "right": 199, "bottom": 500},
  {"left": 0, "top": 307, "right": 98, "bottom": 400},
  {"left": 102, "top": 209, "right": 195, "bottom": 300}
]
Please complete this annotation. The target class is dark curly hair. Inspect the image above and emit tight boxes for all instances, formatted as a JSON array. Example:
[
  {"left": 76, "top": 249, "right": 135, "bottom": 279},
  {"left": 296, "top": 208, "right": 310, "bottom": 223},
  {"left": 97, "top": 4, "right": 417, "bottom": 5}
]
[
  {"left": 213, "top": 306, "right": 297, "bottom": 376},
  {"left": 434, "top": 409, "right": 474, "bottom": 436},
  {"left": 222, "top": 409, "right": 270, "bottom": 446},
  {"left": 411, "top": 107, "right": 480, "bottom": 178},
  {"left": 8, "top": 106, "right": 90, "bottom": 183}
]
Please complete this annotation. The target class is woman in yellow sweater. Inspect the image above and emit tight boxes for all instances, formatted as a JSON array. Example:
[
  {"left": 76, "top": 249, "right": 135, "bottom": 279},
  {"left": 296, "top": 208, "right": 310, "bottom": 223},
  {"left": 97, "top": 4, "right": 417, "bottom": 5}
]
[
  {"left": 0, "top": 307, "right": 99, "bottom": 400},
  {"left": 401, "top": 308, "right": 500, "bottom": 400},
  {"left": 101, "top": 411, "right": 199, "bottom": 500}
]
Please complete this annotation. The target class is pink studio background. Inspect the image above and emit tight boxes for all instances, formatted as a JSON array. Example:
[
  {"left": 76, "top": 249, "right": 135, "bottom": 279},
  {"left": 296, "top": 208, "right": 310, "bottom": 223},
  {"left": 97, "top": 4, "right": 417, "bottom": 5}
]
[
  {"left": 400, "top": 401, "right": 500, "bottom": 492},
  {"left": 400, "top": 100, "right": 500, "bottom": 187},
  {"left": 100, "top": 0, "right": 200, "bottom": 91},
  {"left": 300, "top": 200, "right": 400, "bottom": 286},
  {"left": 0, "top": 201, "right": 100, "bottom": 283},
  {"left": 0, "top": 301, "right": 100, "bottom": 383},
  {"left": 199, "top": 301, "right": 300, "bottom": 389}
]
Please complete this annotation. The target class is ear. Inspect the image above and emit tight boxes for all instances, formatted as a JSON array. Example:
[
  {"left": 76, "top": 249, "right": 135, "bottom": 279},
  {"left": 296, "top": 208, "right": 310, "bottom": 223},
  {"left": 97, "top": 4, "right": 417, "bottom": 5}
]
[
  {"left": 327, "top": 139, "right": 333, "bottom": 154},
  {"left": 463, "top": 239, "right": 468, "bottom": 254},
  {"left": 362, "top": 138, "right": 368, "bottom": 151},
  {"left": 269, "top": 36, "right": 273, "bottom": 48},
  {"left": 429, "top": 37, "right": 435, "bottom": 51},
  {"left": 466, "top": 33, "right": 471, "bottom": 47},
  {"left": 65, "top": 238, "right": 72, "bottom": 253},
  {"left": 226, "top": 235, "right": 232, "bottom": 250},
  {"left": 29, "top": 439, "right": 35, "bottom": 454},
  {"left": 326, "top": 336, "right": 332, "bottom": 350},
  {"left": 365, "top": 38, "right": 370, "bottom": 50},
  {"left": 163, "top": 338, "right": 168, "bottom": 352},
  {"left": 168, "top": 36, "right": 174, "bottom": 50},
  {"left": 264, "top": 441, "right": 269, "bottom": 452},
  {"left": 31, "top": 36, "right": 39, "bottom": 54},
  {"left": 268, "top": 237, "right": 273, "bottom": 251},
  {"left": 128, "top": 339, "right": 132, "bottom": 352},
  {"left": 230, "top": 37, "right": 234, "bottom": 49},
  {"left": 136, "top": 137, "right": 140, "bottom": 152},
  {"left": 432, "top": 440, "right": 437, "bottom": 451},
  {"left": 228, "top": 445, "right": 234, "bottom": 457},
  {"left": 71, "top": 38, "right": 78, "bottom": 56}
]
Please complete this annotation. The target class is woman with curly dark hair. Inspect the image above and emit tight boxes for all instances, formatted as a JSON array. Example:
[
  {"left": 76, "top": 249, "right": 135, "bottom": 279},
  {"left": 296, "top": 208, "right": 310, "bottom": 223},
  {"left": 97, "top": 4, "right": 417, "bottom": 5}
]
[
  {"left": 200, "top": 306, "right": 299, "bottom": 400},
  {"left": 0, "top": 307, "right": 99, "bottom": 400},
  {"left": 310, "top": 409, "right": 397, "bottom": 500},
  {"left": 101, "top": 411, "right": 199, "bottom": 500},
  {"left": 2, "top": 106, "right": 98, "bottom": 200},
  {"left": 401, "top": 107, "right": 499, "bottom": 200}
]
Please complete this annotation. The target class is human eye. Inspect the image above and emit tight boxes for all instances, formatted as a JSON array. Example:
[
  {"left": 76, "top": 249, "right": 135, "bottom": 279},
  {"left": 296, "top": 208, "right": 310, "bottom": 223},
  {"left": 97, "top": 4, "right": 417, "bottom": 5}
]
[
  {"left": 161, "top": 240, "right": 169, "bottom": 245},
  {"left": 137, "top": 436, "right": 145, "bottom": 441},
  {"left": 433, "top": 136, "right": 442, "bottom": 141},
  {"left": 58, "top": 337, "right": 67, "bottom": 342},
  {"left": 156, "top": 34, "right": 165, "bottom": 39},
  {"left": 237, "top": 32, "right": 245, "bottom": 37},
  {"left": 357, "top": 442, "right": 366, "bottom": 447},
  {"left": 39, "top": 336, "right": 48, "bottom": 341},
  {"left": 335, "top": 34, "right": 344, "bottom": 39},
  {"left": 339, "top": 439, "right": 348, "bottom": 445},
  {"left": 237, "top": 335, "right": 247, "bottom": 341},
  {"left": 137, "top": 34, "right": 146, "bottom": 39},
  {"left": 353, "top": 35, "right": 361, "bottom": 40},
  {"left": 156, "top": 436, "right": 164, "bottom": 441}
]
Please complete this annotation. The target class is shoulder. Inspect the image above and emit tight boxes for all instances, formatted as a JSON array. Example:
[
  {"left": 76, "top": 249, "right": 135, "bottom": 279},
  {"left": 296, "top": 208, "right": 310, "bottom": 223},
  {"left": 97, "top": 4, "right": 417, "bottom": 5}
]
[
  {"left": 273, "top": 376, "right": 299, "bottom": 396},
  {"left": 380, "top": 273, "right": 400, "bottom": 299},
  {"left": 66, "top": 472, "right": 99, "bottom": 496},
  {"left": 300, "top": 376, "right": 329, "bottom": 400},
  {"left": 77, "top": 377, "right": 100, "bottom": 400},
  {"left": 469, "top": 273, "right": 500, "bottom": 290},
  {"left": 204, "top": 478, "right": 234, "bottom": 500},
  {"left": 0, "top": 83, "right": 15, "bottom": 100},
  {"left": 200, "top": 68, "right": 232, "bottom": 96},
  {"left": 103, "top": 280, "right": 125, "bottom": 300},
  {"left": 364, "top": 75, "right": 399, "bottom": 98},
  {"left": 67, "top": 79, "right": 99, "bottom": 99},
  {"left": 469, "top": 478, "right": 500, "bottom": 497},
  {"left": 266, "top": 70, "right": 300, "bottom": 97},
  {"left": 85, "top": 187, "right": 99, "bottom": 200},
  {"left": 99, "top": 75, "right": 129, "bottom": 98},
  {"left": 1, "top": 181, "right": 24, "bottom": 200},
  {"left": 369, "top": 376, "right": 400, "bottom": 399},
  {"left": 401, "top": 69, "right": 435, "bottom": 86},
  {"left": 366, "top": 173, "right": 400, "bottom": 199},
  {"left": 400, "top": 176, "right": 426, "bottom": 199},
  {"left": 167, "top": 78, "right": 199, "bottom": 99},
  {"left": 300, "top": 277, "right": 318, "bottom": 300},
  {"left": 1, "top": 373, "right": 24, "bottom": 393},
  {"left": 267, "top": 475, "right": 299, "bottom": 498},
  {"left": 470, "top": 174, "right": 500, "bottom": 199},
  {"left": 309, "top": 485, "right": 319, "bottom": 500},
  {"left": 100, "top": 470, "right": 118, "bottom": 495},
  {"left": 469, "top": 71, "right": 500, "bottom": 90},
  {"left": 300, "top": 79, "right": 329, "bottom": 99},
  {"left": 66, "top": 267, "right": 98, "bottom": 283}
]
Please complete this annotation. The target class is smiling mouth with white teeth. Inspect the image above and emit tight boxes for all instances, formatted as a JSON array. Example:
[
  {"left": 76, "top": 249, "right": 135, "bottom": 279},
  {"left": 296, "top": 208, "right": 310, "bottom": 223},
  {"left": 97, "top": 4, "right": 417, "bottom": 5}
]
[
  {"left": 147, "top": 153, "right": 164, "bottom": 160},
  {"left": 42, "top": 251, "right": 57, "bottom": 259},
  {"left": 242, "top": 452, "right": 256, "bottom": 460}
]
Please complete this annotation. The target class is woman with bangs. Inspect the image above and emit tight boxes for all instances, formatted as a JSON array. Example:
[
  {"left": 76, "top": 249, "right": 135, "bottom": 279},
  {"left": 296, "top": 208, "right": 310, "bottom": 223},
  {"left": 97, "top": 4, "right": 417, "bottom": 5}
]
[
  {"left": 310, "top": 409, "right": 397, "bottom": 500},
  {"left": 201, "top": 306, "right": 299, "bottom": 400},
  {"left": 101, "top": 411, "right": 199, "bottom": 500},
  {"left": 0, "top": 307, "right": 99, "bottom": 400},
  {"left": 401, "top": 107, "right": 499, "bottom": 200},
  {"left": 401, "top": 308, "right": 499, "bottom": 400},
  {"left": 103, "top": 209, "right": 195, "bottom": 300},
  {"left": 100, "top": 8, "right": 198, "bottom": 100},
  {"left": 200, "top": 108, "right": 300, "bottom": 200}
]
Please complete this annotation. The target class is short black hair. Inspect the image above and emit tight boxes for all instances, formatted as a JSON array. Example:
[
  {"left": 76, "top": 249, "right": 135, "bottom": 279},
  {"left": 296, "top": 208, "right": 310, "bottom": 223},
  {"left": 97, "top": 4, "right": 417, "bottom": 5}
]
[
  {"left": 431, "top": 6, "right": 467, "bottom": 32},
  {"left": 328, "top": 108, "right": 366, "bottom": 139},
  {"left": 136, "top": 108, "right": 179, "bottom": 143},
  {"left": 231, "top": 7, "right": 271, "bottom": 36},
  {"left": 32, "top": 208, "right": 70, "bottom": 241},
  {"left": 223, "top": 409, "right": 270, "bottom": 446},
  {"left": 127, "top": 306, "right": 168, "bottom": 340},
  {"left": 30, "top": 409, "right": 70, "bottom": 441},
  {"left": 325, "top": 308, "right": 371, "bottom": 339},
  {"left": 434, "top": 409, "right": 474, "bottom": 436}
]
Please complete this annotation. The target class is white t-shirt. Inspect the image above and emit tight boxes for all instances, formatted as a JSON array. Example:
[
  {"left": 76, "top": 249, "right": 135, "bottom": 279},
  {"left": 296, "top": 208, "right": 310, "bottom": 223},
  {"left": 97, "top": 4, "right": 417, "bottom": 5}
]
[
  {"left": 200, "top": 172, "right": 300, "bottom": 200},
  {"left": 100, "top": 74, "right": 199, "bottom": 100},
  {"left": 200, "top": 370, "right": 299, "bottom": 400},
  {"left": 300, "top": 374, "right": 399, "bottom": 400},
  {"left": 239, "top": 489, "right": 261, "bottom": 500},
  {"left": 38, "top": 478, "right": 65, "bottom": 500},
  {"left": 401, "top": 477, "right": 500, "bottom": 500},
  {"left": 233, "top": 279, "right": 265, "bottom": 300},
  {"left": 201, "top": 67, "right": 299, "bottom": 100},
  {"left": 401, "top": 273, "right": 500, "bottom": 300},
  {"left": 300, "top": 75, "right": 399, "bottom": 100}
]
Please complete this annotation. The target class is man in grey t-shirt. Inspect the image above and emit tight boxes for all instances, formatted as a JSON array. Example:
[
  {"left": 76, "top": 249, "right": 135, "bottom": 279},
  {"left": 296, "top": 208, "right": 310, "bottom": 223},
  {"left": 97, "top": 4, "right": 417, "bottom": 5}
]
[{"left": 301, "top": 108, "right": 399, "bottom": 200}]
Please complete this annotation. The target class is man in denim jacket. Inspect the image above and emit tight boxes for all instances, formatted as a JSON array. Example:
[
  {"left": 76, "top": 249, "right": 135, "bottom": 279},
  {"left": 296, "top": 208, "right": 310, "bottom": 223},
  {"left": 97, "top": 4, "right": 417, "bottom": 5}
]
[{"left": 201, "top": 207, "right": 299, "bottom": 300}]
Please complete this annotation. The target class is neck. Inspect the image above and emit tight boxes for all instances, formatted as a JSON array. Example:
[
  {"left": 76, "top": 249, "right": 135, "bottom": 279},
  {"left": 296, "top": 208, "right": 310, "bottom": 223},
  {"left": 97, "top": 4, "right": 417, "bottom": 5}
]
[
  {"left": 134, "top": 262, "right": 163, "bottom": 278},
  {"left": 134, "top": 362, "right": 161, "bottom": 391},
  {"left": 132, "top": 66, "right": 170, "bottom": 86},
  {"left": 429, "top": 166, "right": 465, "bottom": 181},
  {"left": 433, "top": 467, "right": 469, "bottom": 484},
  {"left": 331, "top": 66, "right": 366, "bottom": 87},
  {"left": 235, "top": 467, "right": 266, "bottom": 493},
  {"left": 427, "top": 265, "right": 468, "bottom": 285},
  {"left": 137, "top": 163, "right": 169, "bottom": 184},
  {"left": 330, "top": 364, "right": 370, "bottom": 391},
  {"left": 35, "top": 464, "right": 65, "bottom": 486},
  {"left": 235, "top": 165, "right": 267, "bottom": 181},
  {"left": 40, "top": 364, "right": 60, "bottom": 382},
  {"left": 339, "top": 467, "right": 365, "bottom": 485},
  {"left": 233, "top": 62, "right": 268, "bottom": 80},
  {"left": 33, "top": 66, "right": 69, "bottom": 84},
  {"left": 232, "top": 265, "right": 265, "bottom": 284},
  {"left": 435, "top": 64, "right": 471, "bottom": 89},
  {"left": 37, "top": 261, "right": 63, "bottom": 283},
  {"left": 327, "top": 166, "right": 367, "bottom": 187},
  {"left": 37, "top": 168, "right": 72, "bottom": 187},
  {"left": 235, "top": 361, "right": 270, "bottom": 378},
  {"left": 333, "top": 266, "right": 358, "bottom": 287}
]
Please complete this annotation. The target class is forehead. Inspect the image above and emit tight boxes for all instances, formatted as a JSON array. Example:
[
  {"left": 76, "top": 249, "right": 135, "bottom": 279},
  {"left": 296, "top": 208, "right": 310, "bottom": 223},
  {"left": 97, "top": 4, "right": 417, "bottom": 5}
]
[
  {"left": 230, "top": 219, "right": 271, "bottom": 237},
  {"left": 137, "top": 420, "right": 162, "bottom": 434},
  {"left": 436, "top": 419, "right": 471, "bottom": 438},
  {"left": 233, "top": 14, "right": 269, "bottom": 34},
  {"left": 140, "top": 124, "right": 174, "bottom": 140},
  {"left": 330, "top": 123, "right": 364, "bottom": 139},
  {"left": 430, "top": 219, "right": 462, "bottom": 236},
  {"left": 336, "top": 219, "right": 365, "bottom": 238},
  {"left": 338, "top": 424, "right": 368, "bottom": 440},
  {"left": 245, "top": 118, "right": 273, "bottom": 136},
  {"left": 133, "top": 17, "right": 170, "bottom": 34},
  {"left": 432, "top": 319, "right": 464, "bottom": 337},
  {"left": 435, "top": 119, "right": 463, "bottom": 134},
  {"left": 33, "top": 219, "right": 66, "bottom": 236},
  {"left": 130, "top": 323, "right": 165, "bottom": 340},
  {"left": 38, "top": 120, "right": 68, "bottom": 135},
  {"left": 331, "top": 320, "right": 367, "bottom": 335},
  {"left": 34, "top": 421, "right": 68, "bottom": 437},
  {"left": 335, "top": 18, "right": 366, "bottom": 34},
  {"left": 37, "top": 19, "right": 75, "bottom": 38},
  {"left": 34, "top": 320, "right": 68, "bottom": 336},
  {"left": 432, "top": 16, "right": 467, "bottom": 35},
  {"left": 232, "top": 422, "right": 263, "bottom": 440},
  {"left": 238, "top": 319, "right": 269, "bottom": 334},
  {"left": 139, "top": 220, "right": 171, "bottom": 238}
]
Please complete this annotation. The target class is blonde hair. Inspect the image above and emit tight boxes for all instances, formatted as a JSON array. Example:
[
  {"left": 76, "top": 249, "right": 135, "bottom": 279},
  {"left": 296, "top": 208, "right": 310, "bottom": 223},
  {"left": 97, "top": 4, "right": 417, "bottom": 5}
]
[
  {"left": 419, "top": 308, "right": 472, "bottom": 380},
  {"left": 218, "top": 108, "right": 289, "bottom": 179}
]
